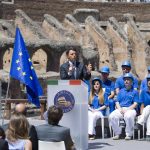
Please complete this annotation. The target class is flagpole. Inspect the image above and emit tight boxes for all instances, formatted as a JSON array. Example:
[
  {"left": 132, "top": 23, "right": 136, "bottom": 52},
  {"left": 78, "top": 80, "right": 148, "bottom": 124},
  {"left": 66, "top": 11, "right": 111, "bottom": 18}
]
[{"left": 1, "top": 76, "right": 10, "bottom": 126}]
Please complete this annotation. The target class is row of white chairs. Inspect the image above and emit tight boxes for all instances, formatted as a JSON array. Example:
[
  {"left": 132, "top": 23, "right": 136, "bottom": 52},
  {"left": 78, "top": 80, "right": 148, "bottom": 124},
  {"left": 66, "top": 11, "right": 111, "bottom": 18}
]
[{"left": 98, "top": 116, "right": 145, "bottom": 140}]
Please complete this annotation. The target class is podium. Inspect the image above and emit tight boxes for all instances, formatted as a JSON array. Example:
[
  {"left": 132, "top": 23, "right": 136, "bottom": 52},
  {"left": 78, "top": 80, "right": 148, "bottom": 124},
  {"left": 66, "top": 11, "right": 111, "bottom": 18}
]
[{"left": 47, "top": 80, "right": 88, "bottom": 150}]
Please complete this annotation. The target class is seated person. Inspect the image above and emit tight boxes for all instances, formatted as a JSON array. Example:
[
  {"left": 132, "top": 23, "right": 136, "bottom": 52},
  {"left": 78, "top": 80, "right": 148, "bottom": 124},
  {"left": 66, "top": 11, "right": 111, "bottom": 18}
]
[
  {"left": 140, "top": 66, "right": 150, "bottom": 91},
  {"left": 2, "top": 103, "right": 38, "bottom": 150},
  {"left": 135, "top": 74, "right": 150, "bottom": 141},
  {"left": 6, "top": 113, "right": 32, "bottom": 150},
  {"left": 0, "top": 126, "right": 8, "bottom": 150},
  {"left": 88, "top": 77, "right": 108, "bottom": 140},
  {"left": 109, "top": 73, "right": 139, "bottom": 140},
  {"left": 36, "top": 105, "right": 75, "bottom": 150},
  {"left": 115, "top": 60, "right": 138, "bottom": 95},
  {"left": 99, "top": 66, "right": 115, "bottom": 114}
]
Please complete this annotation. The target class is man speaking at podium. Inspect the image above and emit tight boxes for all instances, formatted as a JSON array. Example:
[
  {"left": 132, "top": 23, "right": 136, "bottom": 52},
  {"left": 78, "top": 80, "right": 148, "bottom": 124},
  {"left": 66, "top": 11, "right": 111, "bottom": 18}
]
[{"left": 60, "top": 47, "right": 92, "bottom": 80}]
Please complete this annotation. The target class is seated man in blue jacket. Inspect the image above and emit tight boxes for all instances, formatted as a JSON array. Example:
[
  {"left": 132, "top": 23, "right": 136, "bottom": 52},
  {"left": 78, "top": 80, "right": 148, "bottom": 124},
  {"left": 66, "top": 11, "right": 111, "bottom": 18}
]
[
  {"left": 109, "top": 73, "right": 139, "bottom": 140},
  {"left": 99, "top": 66, "right": 115, "bottom": 114},
  {"left": 140, "top": 66, "right": 150, "bottom": 91},
  {"left": 115, "top": 60, "right": 138, "bottom": 95}
]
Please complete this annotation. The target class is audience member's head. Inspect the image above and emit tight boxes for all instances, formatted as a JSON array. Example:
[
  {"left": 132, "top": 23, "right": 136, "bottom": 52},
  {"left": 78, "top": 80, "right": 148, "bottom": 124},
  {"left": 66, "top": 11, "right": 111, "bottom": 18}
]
[
  {"left": 14, "top": 103, "right": 27, "bottom": 116},
  {"left": 47, "top": 105, "right": 63, "bottom": 125},
  {"left": 91, "top": 77, "right": 102, "bottom": 93},
  {"left": 0, "top": 126, "right": 6, "bottom": 139},
  {"left": 90, "top": 77, "right": 104, "bottom": 105},
  {"left": 123, "top": 73, "right": 133, "bottom": 90},
  {"left": 99, "top": 66, "right": 110, "bottom": 81},
  {"left": 6, "top": 113, "right": 29, "bottom": 142},
  {"left": 121, "top": 60, "right": 131, "bottom": 75}
]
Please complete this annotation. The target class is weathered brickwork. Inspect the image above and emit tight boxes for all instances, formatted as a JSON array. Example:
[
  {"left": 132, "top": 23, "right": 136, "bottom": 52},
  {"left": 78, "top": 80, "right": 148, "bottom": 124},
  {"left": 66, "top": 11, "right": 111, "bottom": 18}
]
[
  {"left": 1, "top": 0, "right": 150, "bottom": 22},
  {"left": 0, "top": 0, "right": 150, "bottom": 98}
]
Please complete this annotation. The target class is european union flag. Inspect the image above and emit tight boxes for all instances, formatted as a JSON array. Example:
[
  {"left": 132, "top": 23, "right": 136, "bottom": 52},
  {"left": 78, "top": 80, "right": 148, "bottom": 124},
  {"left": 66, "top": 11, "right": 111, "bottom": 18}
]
[{"left": 10, "top": 28, "right": 43, "bottom": 107}]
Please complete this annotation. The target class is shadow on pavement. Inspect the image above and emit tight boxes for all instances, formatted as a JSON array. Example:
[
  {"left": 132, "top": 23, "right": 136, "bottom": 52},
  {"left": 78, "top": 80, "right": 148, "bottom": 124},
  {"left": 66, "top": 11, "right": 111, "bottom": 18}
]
[{"left": 88, "top": 142, "right": 113, "bottom": 149}]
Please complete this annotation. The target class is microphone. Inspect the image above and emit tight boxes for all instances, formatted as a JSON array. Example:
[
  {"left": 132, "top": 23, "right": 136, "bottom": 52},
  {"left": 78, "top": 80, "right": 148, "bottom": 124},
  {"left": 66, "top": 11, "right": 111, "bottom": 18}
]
[
  {"left": 72, "top": 61, "right": 77, "bottom": 79},
  {"left": 74, "top": 67, "right": 77, "bottom": 79},
  {"left": 69, "top": 61, "right": 77, "bottom": 79},
  {"left": 68, "top": 61, "right": 74, "bottom": 76}
]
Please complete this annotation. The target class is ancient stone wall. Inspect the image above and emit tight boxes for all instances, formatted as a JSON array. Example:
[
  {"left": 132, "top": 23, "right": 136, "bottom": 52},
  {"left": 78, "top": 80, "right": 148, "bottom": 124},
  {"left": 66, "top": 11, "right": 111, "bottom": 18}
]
[
  {"left": 1, "top": 0, "right": 150, "bottom": 22},
  {"left": 85, "top": 16, "right": 114, "bottom": 69},
  {"left": 1, "top": 7, "right": 150, "bottom": 80},
  {"left": 106, "top": 17, "right": 129, "bottom": 72},
  {"left": 1, "top": 1, "right": 150, "bottom": 98},
  {"left": 124, "top": 14, "right": 149, "bottom": 78}
]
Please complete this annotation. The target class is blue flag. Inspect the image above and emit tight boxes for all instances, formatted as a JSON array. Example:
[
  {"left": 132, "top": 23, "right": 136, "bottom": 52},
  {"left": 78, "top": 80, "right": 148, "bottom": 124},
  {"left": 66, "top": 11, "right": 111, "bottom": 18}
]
[{"left": 10, "top": 28, "right": 43, "bottom": 107}]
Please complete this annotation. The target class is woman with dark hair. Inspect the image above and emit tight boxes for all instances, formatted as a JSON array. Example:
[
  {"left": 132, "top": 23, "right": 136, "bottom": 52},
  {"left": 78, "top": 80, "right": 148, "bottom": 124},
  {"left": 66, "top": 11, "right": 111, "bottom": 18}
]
[
  {"left": 6, "top": 113, "right": 32, "bottom": 150},
  {"left": 0, "top": 126, "right": 8, "bottom": 150},
  {"left": 88, "top": 77, "right": 109, "bottom": 140}
]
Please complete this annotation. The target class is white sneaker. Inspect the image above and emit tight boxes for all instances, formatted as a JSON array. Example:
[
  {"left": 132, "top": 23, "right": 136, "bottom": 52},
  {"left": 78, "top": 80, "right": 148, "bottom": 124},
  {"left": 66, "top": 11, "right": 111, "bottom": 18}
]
[
  {"left": 125, "top": 136, "right": 132, "bottom": 140},
  {"left": 113, "top": 135, "right": 120, "bottom": 140}
]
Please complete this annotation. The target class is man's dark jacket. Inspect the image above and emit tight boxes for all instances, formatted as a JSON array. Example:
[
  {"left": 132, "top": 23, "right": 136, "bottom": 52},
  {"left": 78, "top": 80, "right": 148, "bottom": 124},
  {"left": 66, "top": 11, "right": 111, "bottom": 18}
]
[{"left": 60, "top": 61, "right": 91, "bottom": 80}]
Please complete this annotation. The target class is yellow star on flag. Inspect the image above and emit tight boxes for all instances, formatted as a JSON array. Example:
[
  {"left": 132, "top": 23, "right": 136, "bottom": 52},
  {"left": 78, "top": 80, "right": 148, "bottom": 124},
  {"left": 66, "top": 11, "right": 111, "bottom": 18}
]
[
  {"left": 22, "top": 72, "right": 26, "bottom": 76},
  {"left": 16, "top": 59, "right": 20, "bottom": 64},
  {"left": 19, "top": 52, "right": 23, "bottom": 56},
  {"left": 17, "top": 67, "right": 21, "bottom": 71},
  {"left": 30, "top": 76, "right": 33, "bottom": 80}
]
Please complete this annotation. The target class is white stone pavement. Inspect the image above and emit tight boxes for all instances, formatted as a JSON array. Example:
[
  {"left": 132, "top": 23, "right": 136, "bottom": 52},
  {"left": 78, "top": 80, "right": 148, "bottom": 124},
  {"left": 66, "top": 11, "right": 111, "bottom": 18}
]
[
  {"left": 1, "top": 119, "right": 150, "bottom": 150},
  {"left": 88, "top": 138, "right": 150, "bottom": 150}
]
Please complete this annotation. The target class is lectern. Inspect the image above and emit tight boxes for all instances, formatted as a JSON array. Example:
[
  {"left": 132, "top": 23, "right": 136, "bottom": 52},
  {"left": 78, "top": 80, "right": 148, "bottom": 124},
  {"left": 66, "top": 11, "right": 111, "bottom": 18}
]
[{"left": 47, "top": 80, "right": 88, "bottom": 150}]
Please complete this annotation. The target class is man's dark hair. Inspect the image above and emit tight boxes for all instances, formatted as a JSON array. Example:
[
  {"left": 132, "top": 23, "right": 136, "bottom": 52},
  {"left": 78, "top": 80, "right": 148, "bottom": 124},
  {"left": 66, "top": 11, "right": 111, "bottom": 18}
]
[
  {"left": 47, "top": 105, "right": 63, "bottom": 125},
  {"left": 66, "top": 47, "right": 77, "bottom": 56}
]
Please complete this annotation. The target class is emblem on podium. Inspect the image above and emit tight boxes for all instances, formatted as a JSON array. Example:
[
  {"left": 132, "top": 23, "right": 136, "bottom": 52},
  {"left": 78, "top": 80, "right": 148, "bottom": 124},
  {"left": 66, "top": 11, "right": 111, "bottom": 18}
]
[{"left": 54, "top": 90, "right": 75, "bottom": 113}]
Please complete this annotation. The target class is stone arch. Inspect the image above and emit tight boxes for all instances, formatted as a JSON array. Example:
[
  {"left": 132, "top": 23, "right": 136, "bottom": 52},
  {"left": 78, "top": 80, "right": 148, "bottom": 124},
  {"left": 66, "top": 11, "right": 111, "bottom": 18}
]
[
  {"left": 46, "top": 48, "right": 59, "bottom": 72},
  {"left": 3, "top": 47, "right": 13, "bottom": 72},
  {"left": 32, "top": 48, "right": 47, "bottom": 74},
  {"left": 60, "top": 51, "right": 67, "bottom": 66}
]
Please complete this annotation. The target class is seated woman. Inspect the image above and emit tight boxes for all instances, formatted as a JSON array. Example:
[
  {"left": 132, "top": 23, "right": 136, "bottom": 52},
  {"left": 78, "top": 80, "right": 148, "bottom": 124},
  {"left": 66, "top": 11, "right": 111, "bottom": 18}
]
[
  {"left": 6, "top": 113, "right": 32, "bottom": 150},
  {"left": 88, "top": 77, "right": 109, "bottom": 140},
  {"left": 0, "top": 126, "right": 8, "bottom": 150}
]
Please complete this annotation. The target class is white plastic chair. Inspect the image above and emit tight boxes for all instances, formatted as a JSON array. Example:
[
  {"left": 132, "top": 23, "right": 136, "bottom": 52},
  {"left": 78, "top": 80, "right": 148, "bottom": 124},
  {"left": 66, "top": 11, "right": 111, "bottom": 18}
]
[
  {"left": 101, "top": 116, "right": 112, "bottom": 139},
  {"left": 39, "top": 140, "right": 66, "bottom": 150}
]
